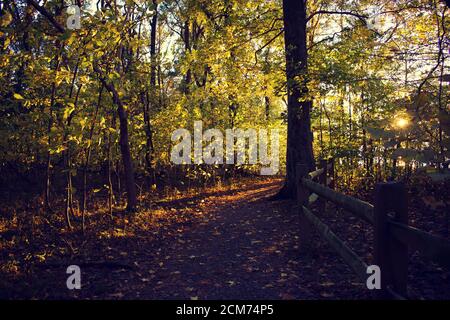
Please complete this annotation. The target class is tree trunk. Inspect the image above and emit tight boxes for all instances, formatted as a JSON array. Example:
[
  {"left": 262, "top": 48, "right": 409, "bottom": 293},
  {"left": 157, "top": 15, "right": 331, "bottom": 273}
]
[
  {"left": 44, "top": 44, "right": 63, "bottom": 212},
  {"left": 183, "top": 20, "right": 192, "bottom": 94},
  {"left": 142, "top": 91, "right": 154, "bottom": 184},
  {"left": 277, "top": 0, "right": 315, "bottom": 199},
  {"left": 115, "top": 98, "right": 137, "bottom": 211},
  {"left": 82, "top": 84, "right": 103, "bottom": 229},
  {"left": 141, "top": 0, "right": 158, "bottom": 184},
  {"left": 107, "top": 117, "right": 114, "bottom": 217},
  {"left": 265, "top": 96, "right": 270, "bottom": 122},
  {"left": 150, "top": 0, "right": 158, "bottom": 88},
  {"left": 95, "top": 67, "right": 137, "bottom": 211}
]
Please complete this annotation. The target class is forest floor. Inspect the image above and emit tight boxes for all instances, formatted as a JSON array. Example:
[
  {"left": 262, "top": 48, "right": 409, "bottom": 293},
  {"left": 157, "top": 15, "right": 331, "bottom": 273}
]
[{"left": 1, "top": 176, "right": 449, "bottom": 299}]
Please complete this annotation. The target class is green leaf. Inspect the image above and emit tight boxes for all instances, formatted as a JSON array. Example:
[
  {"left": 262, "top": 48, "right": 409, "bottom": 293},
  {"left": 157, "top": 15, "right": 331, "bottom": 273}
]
[{"left": 63, "top": 103, "right": 75, "bottom": 120}]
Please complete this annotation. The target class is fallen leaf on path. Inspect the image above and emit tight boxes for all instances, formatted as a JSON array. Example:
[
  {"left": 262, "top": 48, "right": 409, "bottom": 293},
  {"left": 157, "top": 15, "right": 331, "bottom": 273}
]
[{"left": 280, "top": 293, "right": 295, "bottom": 300}]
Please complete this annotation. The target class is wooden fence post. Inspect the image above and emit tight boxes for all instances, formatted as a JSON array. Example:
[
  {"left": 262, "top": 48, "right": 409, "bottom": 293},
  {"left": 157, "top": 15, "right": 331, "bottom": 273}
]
[
  {"left": 328, "top": 157, "right": 335, "bottom": 190},
  {"left": 374, "top": 181, "right": 408, "bottom": 298},
  {"left": 318, "top": 159, "right": 327, "bottom": 213},
  {"left": 297, "top": 163, "right": 312, "bottom": 250}
]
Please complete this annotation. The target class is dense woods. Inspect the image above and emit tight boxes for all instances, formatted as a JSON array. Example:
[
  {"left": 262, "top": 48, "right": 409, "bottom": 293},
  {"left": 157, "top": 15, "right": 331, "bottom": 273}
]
[{"left": 0, "top": 0, "right": 449, "bottom": 300}]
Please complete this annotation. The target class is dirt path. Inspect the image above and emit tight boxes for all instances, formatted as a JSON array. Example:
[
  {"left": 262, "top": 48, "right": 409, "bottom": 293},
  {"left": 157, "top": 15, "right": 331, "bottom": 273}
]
[
  {"left": 2, "top": 178, "right": 370, "bottom": 299},
  {"left": 98, "top": 179, "right": 368, "bottom": 299},
  {"left": 138, "top": 179, "right": 309, "bottom": 300}
]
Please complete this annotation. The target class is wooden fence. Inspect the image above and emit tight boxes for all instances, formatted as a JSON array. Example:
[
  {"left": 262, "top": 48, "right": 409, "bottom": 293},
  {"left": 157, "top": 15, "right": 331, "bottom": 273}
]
[{"left": 296, "top": 158, "right": 450, "bottom": 299}]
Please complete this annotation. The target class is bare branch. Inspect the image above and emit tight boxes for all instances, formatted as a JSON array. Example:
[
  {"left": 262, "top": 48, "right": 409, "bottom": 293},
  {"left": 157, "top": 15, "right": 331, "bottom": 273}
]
[
  {"left": 26, "top": 0, "right": 66, "bottom": 34},
  {"left": 307, "top": 10, "right": 368, "bottom": 24}
]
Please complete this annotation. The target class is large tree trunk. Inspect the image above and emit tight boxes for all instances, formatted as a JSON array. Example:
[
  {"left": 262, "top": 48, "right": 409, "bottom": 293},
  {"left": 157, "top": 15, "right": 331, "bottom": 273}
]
[{"left": 277, "top": 0, "right": 315, "bottom": 199}]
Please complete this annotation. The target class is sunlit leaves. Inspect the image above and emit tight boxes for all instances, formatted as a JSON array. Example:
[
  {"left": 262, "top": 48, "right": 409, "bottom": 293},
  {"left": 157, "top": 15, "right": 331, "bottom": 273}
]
[
  {"left": 13, "top": 93, "right": 24, "bottom": 100},
  {"left": 0, "top": 12, "right": 13, "bottom": 27}
]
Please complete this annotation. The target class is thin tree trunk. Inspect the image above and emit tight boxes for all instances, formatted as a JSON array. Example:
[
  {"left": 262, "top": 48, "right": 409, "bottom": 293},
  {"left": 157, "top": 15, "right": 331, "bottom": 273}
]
[
  {"left": 183, "top": 20, "right": 191, "bottom": 94},
  {"left": 44, "top": 44, "right": 63, "bottom": 212},
  {"left": 150, "top": 0, "right": 158, "bottom": 88},
  {"left": 265, "top": 96, "right": 270, "bottom": 122},
  {"left": 142, "top": 91, "right": 154, "bottom": 184},
  {"left": 62, "top": 57, "right": 81, "bottom": 230},
  {"left": 95, "top": 66, "right": 137, "bottom": 211},
  {"left": 64, "top": 84, "right": 81, "bottom": 230},
  {"left": 319, "top": 100, "right": 324, "bottom": 158},
  {"left": 81, "top": 85, "right": 103, "bottom": 230},
  {"left": 107, "top": 117, "right": 114, "bottom": 217}
]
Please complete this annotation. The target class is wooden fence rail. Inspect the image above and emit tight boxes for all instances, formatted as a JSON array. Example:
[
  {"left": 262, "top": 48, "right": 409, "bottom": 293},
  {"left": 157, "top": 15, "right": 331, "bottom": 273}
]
[
  {"left": 302, "top": 178, "right": 374, "bottom": 224},
  {"left": 296, "top": 158, "right": 450, "bottom": 299},
  {"left": 302, "top": 205, "right": 369, "bottom": 280}
]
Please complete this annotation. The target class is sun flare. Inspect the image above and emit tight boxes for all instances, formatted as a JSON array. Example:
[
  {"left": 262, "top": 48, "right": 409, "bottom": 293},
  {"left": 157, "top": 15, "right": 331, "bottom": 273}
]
[{"left": 393, "top": 115, "right": 410, "bottom": 129}]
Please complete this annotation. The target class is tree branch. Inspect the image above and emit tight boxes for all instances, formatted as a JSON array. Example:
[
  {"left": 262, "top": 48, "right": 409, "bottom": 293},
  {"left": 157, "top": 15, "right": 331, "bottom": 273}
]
[
  {"left": 26, "top": 0, "right": 66, "bottom": 34},
  {"left": 307, "top": 10, "right": 368, "bottom": 24}
]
